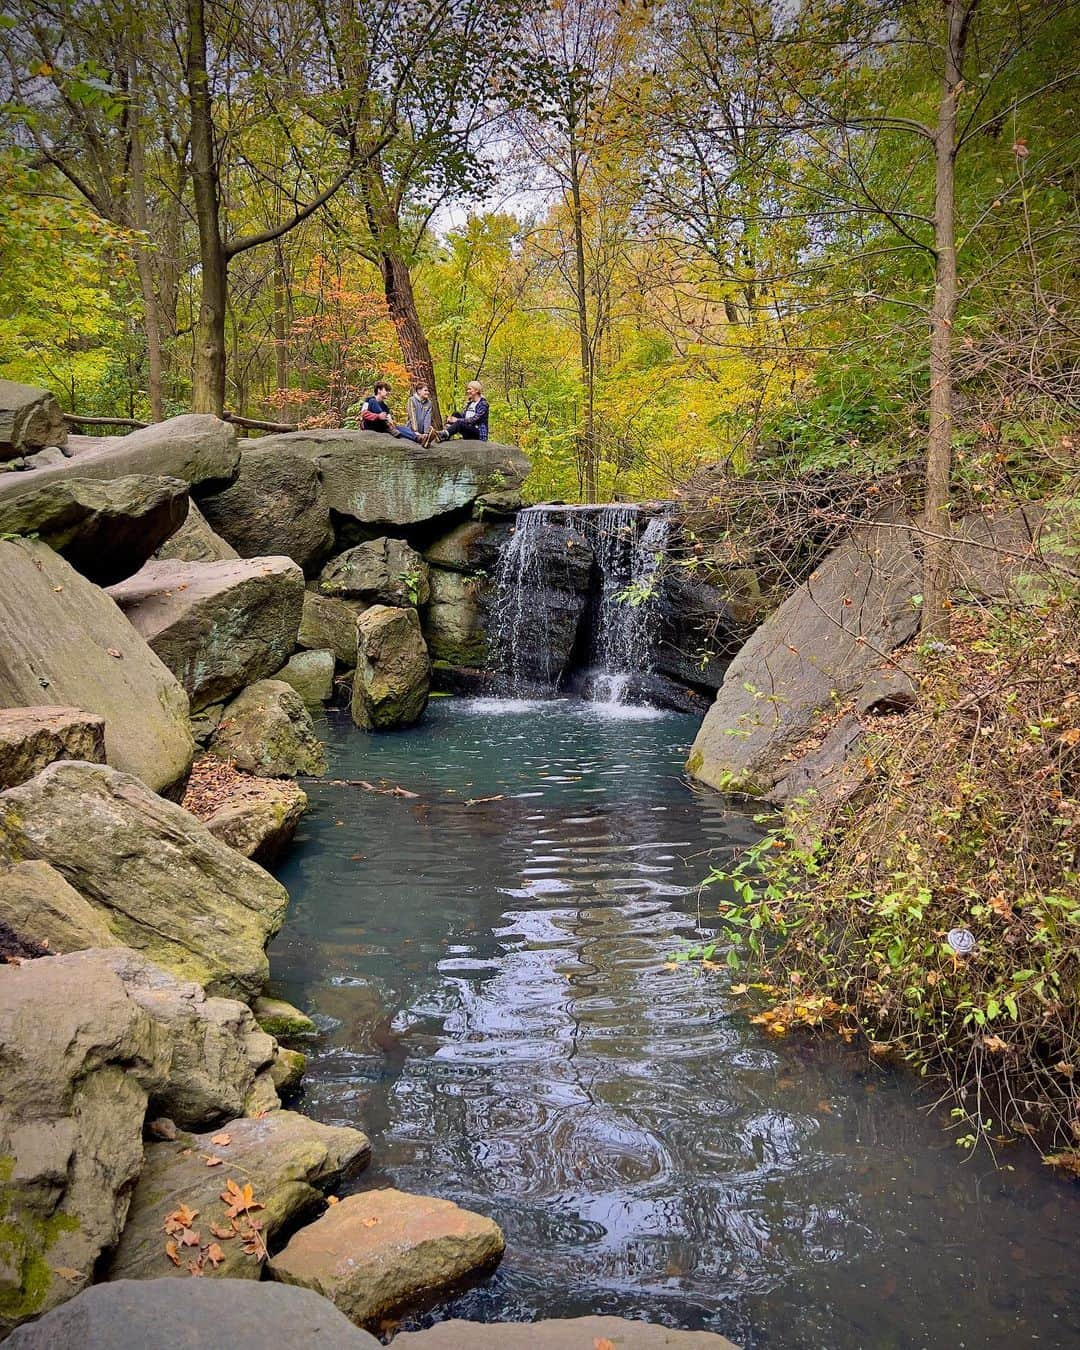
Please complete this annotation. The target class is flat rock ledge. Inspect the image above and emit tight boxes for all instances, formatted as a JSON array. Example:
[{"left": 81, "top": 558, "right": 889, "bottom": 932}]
[
  {"left": 182, "top": 754, "right": 308, "bottom": 865},
  {"left": 396, "top": 1318, "right": 741, "bottom": 1348},
  {"left": 0, "top": 706, "right": 105, "bottom": 790},
  {"left": 270, "top": 1188, "right": 505, "bottom": 1328}
]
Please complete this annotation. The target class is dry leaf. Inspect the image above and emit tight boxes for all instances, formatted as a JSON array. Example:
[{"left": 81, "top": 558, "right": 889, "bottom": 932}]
[
  {"left": 361, "top": 1216, "right": 379, "bottom": 1228},
  {"left": 326, "top": 1195, "right": 340, "bottom": 1206},
  {"left": 52, "top": 1267, "right": 83, "bottom": 1282},
  {"left": 106, "top": 647, "right": 122, "bottom": 658},
  {"left": 206, "top": 1243, "right": 225, "bottom": 1268},
  {"left": 209, "top": 1221, "right": 236, "bottom": 1240},
  {"left": 205, "top": 1156, "right": 224, "bottom": 1167},
  {"left": 211, "top": 1132, "right": 232, "bottom": 1147},
  {"left": 165, "top": 1240, "right": 181, "bottom": 1267},
  {"left": 595, "top": 1339, "right": 616, "bottom": 1350}
]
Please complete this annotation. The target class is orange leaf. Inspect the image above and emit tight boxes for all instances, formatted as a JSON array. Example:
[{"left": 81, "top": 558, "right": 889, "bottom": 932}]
[
  {"left": 180, "top": 1228, "right": 201, "bottom": 1247},
  {"left": 205, "top": 1156, "right": 224, "bottom": 1168},
  {"left": 362, "top": 1216, "right": 379, "bottom": 1228},
  {"left": 211, "top": 1132, "right": 232, "bottom": 1147},
  {"left": 209, "top": 1221, "right": 236, "bottom": 1239},
  {"left": 595, "top": 1340, "right": 616, "bottom": 1350},
  {"left": 165, "top": 1240, "right": 181, "bottom": 1267},
  {"left": 206, "top": 1243, "right": 225, "bottom": 1268}
]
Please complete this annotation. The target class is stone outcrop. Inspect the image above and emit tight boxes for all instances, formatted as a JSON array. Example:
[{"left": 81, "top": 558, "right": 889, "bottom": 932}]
[
  {"left": 0, "top": 380, "right": 66, "bottom": 459},
  {"left": 687, "top": 521, "right": 920, "bottom": 797},
  {"left": 107, "top": 1111, "right": 370, "bottom": 1283},
  {"left": 209, "top": 680, "right": 327, "bottom": 778},
  {"left": 0, "top": 415, "right": 237, "bottom": 502},
  {"left": 655, "top": 570, "right": 751, "bottom": 693},
  {"left": 203, "top": 778, "right": 309, "bottom": 865},
  {"left": 0, "top": 760, "right": 289, "bottom": 998},
  {"left": 4, "top": 1279, "right": 383, "bottom": 1349},
  {"left": 505, "top": 523, "right": 594, "bottom": 687},
  {"left": 0, "top": 708, "right": 105, "bottom": 790},
  {"left": 273, "top": 649, "right": 335, "bottom": 706},
  {"left": 351, "top": 605, "right": 430, "bottom": 731},
  {"left": 248, "top": 430, "right": 529, "bottom": 529},
  {"left": 319, "top": 537, "right": 430, "bottom": 607},
  {"left": 107, "top": 556, "right": 305, "bottom": 711},
  {"left": 252, "top": 995, "right": 317, "bottom": 1038},
  {"left": 0, "top": 952, "right": 171, "bottom": 1333},
  {"left": 269, "top": 1189, "right": 505, "bottom": 1327},
  {"left": 271, "top": 1047, "right": 308, "bottom": 1095},
  {"left": 423, "top": 569, "right": 486, "bottom": 666},
  {"left": 0, "top": 861, "right": 118, "bottom": 953},
  {"left": 299, "top": 592, "right": 363, "bottom": 668},
  {"left": 396, "top": 1319, "right": 740, "bottom": 1348},
  {"left": 423, "top": 519, "right": 507, "bottom": 574},
  {"left": 0, "top": 475, "right": 188, "bottom": 585},
  {"left": 152, "top": 500, "right": 238, "bottom": 564},
  {"left": 0, "top": 540, "right": 194, "bottom": 795},
  {"left": 199, "top": 445, "right": 333, "bottom": 576}
]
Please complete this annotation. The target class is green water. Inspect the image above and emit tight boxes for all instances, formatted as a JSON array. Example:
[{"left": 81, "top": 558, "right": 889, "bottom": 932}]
[{"left": 270, "top": 699, "right": 1079, "bottom": 1348}]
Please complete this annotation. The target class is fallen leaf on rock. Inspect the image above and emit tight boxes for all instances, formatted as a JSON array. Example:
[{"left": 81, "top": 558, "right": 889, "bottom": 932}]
[
  {"left": 179, "top": 1227, "right": 201, "bottom": 1247},
  {"left": 595, "top": 1339, "right": 616, "bottom": 1350},
  {"left": 165, "top": 1240, "right": 181, "bottom": 1267},
  {"left": 326, "top": 1195, "right": 340, "bottom": 1206},
  {"left": 206, "top": 1243, "right": 225, "bottom": 1268},
  {"left": 362, "top": 1216, "right": 379, "bottom": 1228},
  {"left": 106, "top": 647, "right": 122, "bottom": 658},
  {"left": 210, "top": 1132, "right": 232, "bottom": 1147},
  {"left": 209, "top": 1221, "right": 236, "bottom": 1240},
  {"left": 52, "top": 1267, "right": 83, "bottom": 1282},
  {"left": 163, "top": 1204, "right": 198, "bottom": 1235},
  {"left": 205, "top": 1155, "right": 224, "bottom": 1167}
]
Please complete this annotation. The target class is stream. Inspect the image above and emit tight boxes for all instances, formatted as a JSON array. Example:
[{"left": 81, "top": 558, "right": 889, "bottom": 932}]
[{"left": 269, "top": 699, "right": 1080, "bottom": 1349}]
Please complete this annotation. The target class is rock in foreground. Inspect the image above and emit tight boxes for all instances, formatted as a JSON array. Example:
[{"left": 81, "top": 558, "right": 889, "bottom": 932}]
[
  {"left": 351, "top": 605, "right": 430, "bottom": 731},
  {"left": 210, "top": 679, "right": 327, "bottom": 777},
  {"left": 107, "top": 556, "right": 305, "bottom": 711},
  {"left": 108, "top": 1111, "right": 370, "bottom": 1283},
  {"left": 0, "top": 760, "right": 289, "bottom": 998},
  {"left": 269, "top": 1188, "right": 505, "bottom": 1326},
  {"left": 0, "top": 539, "right": 194, "bottom": 794},
  {"left": 0, "top": 706, "right": 105, "bottom": 790},
  {"left": 396, "top": 1317, "right": 740, "bottom": 1348},
  {"left": 0, "top": 379, "right": 66, "bottom": 458},
  {"left": 319, "top": 537, "right": 430, "bottom": 607},
  {"left": 3, "top": 1279, "right": 382, "bottom": 1349},
  {"left": 0, "top": 860, "right": 118, "bottom": 953}
]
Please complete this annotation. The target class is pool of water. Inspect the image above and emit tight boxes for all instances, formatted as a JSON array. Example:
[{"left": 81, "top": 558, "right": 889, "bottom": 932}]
[{"left": 270, "top": 700, "right": 1079, "bottom": 1349}]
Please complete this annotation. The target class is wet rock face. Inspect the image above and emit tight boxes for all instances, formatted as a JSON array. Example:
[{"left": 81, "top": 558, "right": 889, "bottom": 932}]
[
  {"left": 107, "top": 556, "right": 305, "bottom": 712},
  {"left": 654, "top": 571, "right": 746, "bottom": 693},
  {"left": 351, "top": 605, "right": 431, "bottom": 731},
  {"left": 0, "top": 474, "right": 189, "bottom": 585},
  {"left": 199, "top": 446, "right": 334, "bottom": 576},
  {"left": 319, "top": 537, "right": 431, "bottom": 607},
  {"left": 268, "top": 1188, "right": 505, "bottom": 1327},
  {"left": 0, "top": 540, "right": 194, "bottom": 796},
  {"left": 0, "top": 760, "right": 289, "bottom": 999}
]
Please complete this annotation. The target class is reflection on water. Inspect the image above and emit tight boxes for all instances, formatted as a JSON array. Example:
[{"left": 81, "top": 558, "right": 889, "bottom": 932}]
[{"left": 270, "top": 702, "right": 1080, "bottom": 1349}]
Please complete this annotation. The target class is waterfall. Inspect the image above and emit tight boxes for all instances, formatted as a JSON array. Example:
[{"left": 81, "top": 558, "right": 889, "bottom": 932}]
[{"left": 489, "top": 503, "right": 670, "bottom": 705}]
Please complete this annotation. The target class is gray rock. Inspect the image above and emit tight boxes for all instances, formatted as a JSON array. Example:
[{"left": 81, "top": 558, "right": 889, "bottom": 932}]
[
  {"left": 4, "top": 1280, "right": 382, "bottom": 1349},
  {"left": 252, "top": 995, "right": 317, "bottom": 1038},
  {"left": 153, "top": 500, "right": 239, "bottom": 564},
  {"left": 299, "top": 592, "right": 364, "bottom": 667},
  {"left": 271, "top": 1046, "right": 307, "bottom": 1095},
  {"left": 107, "top": 556, "right": 305, "bottom": 711},
  {"left": 0, "top": 760, "right": 289, "bottom": 999},
  {"left": 273, "top": 649, "right": 335, "bottom": 706},
  {"left": 0, "top": 475, "right": 188, "bottom": 585},
  {"left": 0, "top": 539, "right": 194, "bottom": 795},
  {"left": 0, "top": 414, "right": 237, "bottom": 502},
  {"left": 953, "top": 502, "right": 1075, "bottom": 602},
  {"left": 108, "top": 1111, "right": 371, "bottom": 1283},
  {"left": 0, "top": 860, "right": 118, "bottom": 953},
  {"left": 200, "top": 446, "right": 333, "bottom": 576},
  {"left": 396, "top": 1318, "right": 740, "bottom": 1349},
  {"left": 423, "top": 568, "right": 486, "bottom": 666},
  {"left": 687, "top": 521, "right": 920, "bottom": 797},
  {"left": 19, "top": 445, "right": 68, "bottom": 470},
  {"left": 498, "top": 523, "right": 593, "bottom": 688},
  {"left": 0, "top": 951, "right": 170, "bottom": 1333},
  {"left": 268, "top": 1188, "right": 505, "bottom": 1327},
  {"left": 88, "top": 947, "right": 279, "bottom": 1125},
  {"left": 210, "top": 680, "right": 327, "bottom": 778},
  {"left": 856, "top": 666, "right": 918, "bottom": 715},
  {"left": 655, "top": 571, "right": 748, "bottom": 692},
  {"left": 351, "top": 605, "right": 430, "bottom": 731},
  {"left": 249, "top": 430, "right": 529, "bottom": 529},
  {"left": 423, "top": 519, "right": 507, "bottom": 573},
  {"left": 319, "top": 537, "right": 431, "bottom": 607},
  {"left": 0, "top": 707, "right": 106, "bottom": 790},
  {"left": 0, "top": 379, "right": 66, "bottom": 459},
  {"left": 189, "top": 701, "right": 225, "bottom": 745},
  {"left": 203, "top": 778, "right": 308, "bottom": 865}
]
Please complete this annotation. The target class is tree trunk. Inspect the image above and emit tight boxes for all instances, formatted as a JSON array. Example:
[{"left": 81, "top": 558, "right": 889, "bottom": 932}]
[
  {"left": 127, "top": 56, "right": 164, "bottom": 421},
  {"left": 923, "top": 0, "right": 971, "bottom": 636},
  {"left": 273, "top": 239, "right": 289, "bottom": 394},
  {"left": 569, "top": 140, "right": 597, "bottom": 503},
  {"left": 379, "top": 250, "right": 442, "bottom": 424},
  {"left": 186, "top": 0, "right": 228, "bottom": 415}
]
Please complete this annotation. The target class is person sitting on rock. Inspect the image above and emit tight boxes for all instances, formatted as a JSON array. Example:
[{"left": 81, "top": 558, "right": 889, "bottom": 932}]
[
  {"left": 405, "top": 383, "right": 438, "bottom": 447},
  {"left": 436, "top": 381, "right": 489, "bottom": 442},
  {"left": 360, "top": 380, "right": 422, "bottom": 443}
]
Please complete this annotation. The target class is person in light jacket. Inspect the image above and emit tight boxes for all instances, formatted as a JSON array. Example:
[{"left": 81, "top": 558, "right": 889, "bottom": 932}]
[
  {"left": 436, "top": 381, "right": 489, "bottom": 441},
  {"left": 405, "top": 383, "right": 437, "bottom": 447}
]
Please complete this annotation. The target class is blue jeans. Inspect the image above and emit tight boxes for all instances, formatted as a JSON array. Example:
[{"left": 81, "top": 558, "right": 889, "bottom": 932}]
[{"left": 397, "top": 426, "right": 421, "bottom": 443}]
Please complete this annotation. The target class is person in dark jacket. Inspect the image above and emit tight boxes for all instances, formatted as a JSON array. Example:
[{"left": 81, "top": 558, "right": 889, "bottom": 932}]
[
  {"left": 360, "top": 380, "right": 422, "bottom": 442},
  {"left": 437, "top": 381, "right": 489, "bottom": 441}
]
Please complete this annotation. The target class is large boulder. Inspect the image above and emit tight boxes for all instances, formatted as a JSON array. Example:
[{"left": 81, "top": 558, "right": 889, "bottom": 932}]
[
  {"left": 0, "top": 861, "right": 118, "bottom": 953},
  {"left": 350, "top": 606, "right": 430, "bottom": 731},
  {"left": 423, "top": 519, "right": 508, "bottom": 574},
  {"left": 654, "top": 571, "right": 749, "bottom": 693},
  {"left": 88, "top": 947, "right": 279, "bottom": 1125},
  {"left": 152, "top": 500, "right": 238, "bottom": 564},
  {"left": 396, "top": 1319, "right": 740, "bottom": 1348},
  {"left": 0, "top": 415, "right": 237, "bottom": 502},
  {"left": 200, "top": 446, "right": 333, "bottom": 576},
  {"left": 269, "top": 1188, "right": 505, "bottom": 1327},
  {"left": 272, "top": 650, "right": 335, "bottom": 706},
  {"left": 423, "top": 569, "right": 486, "bottom": 666},
  {"left": 319, "top": 537, "right": 430, "bottom": 607},
  {"left": 0, "top": 707, "right": 105, "bottom": 791},
  {"left": 0, "top": 952, "right": 170, "bottom": 1333},
  {"left": 107, "top": 557, "right": 305, "bottom": 711},
  {"left": 209, "top": 680, "right": 327, "bottom": 778},
  {"left": 0, "top": 760, "right": 289, "bottom": 998},
  {"left": 203, "top": 779, "right": 309, "bottom": 865},
  {"left": 0, "top": 380, "right": 66, "bottom": 459},
  {"left": 4, "top": 1280, "right": 383, "bottom": 1349},
  {"left": 687, "top": 521, "right": 920, "bottom": 796},
  {"left": 0, "top": 540, "right": 194, "bottom": 795},
  {"left": 299, "top": 592, "right": 363, "bottom": 668},
  {"left": 0, "top": 475, "right": 188, "bottom": 585},
  {"left": 248, "top": 430, "right": 529, "bottom": 529},
  {"left": 107, "top": 1111, "right": 370, "bottom": 1283}
]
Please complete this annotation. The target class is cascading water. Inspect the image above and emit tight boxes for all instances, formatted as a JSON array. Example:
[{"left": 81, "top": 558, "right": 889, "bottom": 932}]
[{"left": 490, "top": 503, "right": 671, "bottom": 705}]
